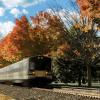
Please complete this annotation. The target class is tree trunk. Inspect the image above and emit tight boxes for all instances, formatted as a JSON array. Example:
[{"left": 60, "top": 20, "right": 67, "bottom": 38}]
[
  {"left": 78, "top": 75, "right": 81, "bottom": 86},
  {"left": 87, "top": 65, "right": 92, "bottom": 87}
]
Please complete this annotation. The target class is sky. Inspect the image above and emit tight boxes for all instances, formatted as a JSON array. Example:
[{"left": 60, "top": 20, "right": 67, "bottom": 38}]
[
  {"left": 0, "top": 0, "right": 77, "bottom": 37},
  {"left": 0, "top": 0, "right": 99, "bottom": 37}
]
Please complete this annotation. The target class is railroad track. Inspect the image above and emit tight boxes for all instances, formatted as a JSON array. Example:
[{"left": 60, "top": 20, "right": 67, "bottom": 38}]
[
  {"left": 53, "top": 88, "right": 100, "bottom": 99},
  {"left": 0, "top": 84, "right": 99, "bottom": 100}
]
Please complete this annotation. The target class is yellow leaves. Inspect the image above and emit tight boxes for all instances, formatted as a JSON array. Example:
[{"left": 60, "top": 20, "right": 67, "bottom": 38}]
[
  {"left": 0, "top": 64, "right": 3, "bottom": 67},
  {"left": 96, "top": 26, "right": 100, "bottom": 30},
  {"left": 52, "top": 34, "right": 58, "bottom": 40},
  {"left": 0, "top": 39, "right": 22, "bottom": 62},
  {"left": 74, "top": 23, "right": 81, "bottom": 28},
  {"left": 92, "top": 54, "right": 96, "bottom": 59},
  {"left": 81, "top": 25, "right": 90, "bottom": 32},
  {"left": 86, "top": 44, "right": 91, "bottom": 48},
  {"left": 74, "top": 18, "right": 94, "bottom": 33},
  {"left": 74, "top": 23, "right": 90, "bottom": 33},
  {"left": 56, "top": 43, "right": 70, "bottom": 56},
  {"left": 74, "top": 50, "right": 80, "bottom": 56},
  {"left": 2, "top": 51, "right": 22, "bottom": 62}
]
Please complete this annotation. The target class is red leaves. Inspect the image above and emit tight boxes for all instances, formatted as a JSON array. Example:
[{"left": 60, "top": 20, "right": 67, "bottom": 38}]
[
  {"left": 0, "top": 16, "right": 31, "bottom": 63},
  {"left": 77, "top": 0, "right": 100, "bottom": 18},
  {"left": 0, "top": 12, "right": 66, "bottom": 67}
]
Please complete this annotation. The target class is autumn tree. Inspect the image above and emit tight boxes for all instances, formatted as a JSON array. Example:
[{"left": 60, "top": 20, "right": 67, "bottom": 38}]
[
  {"left": 30, "top": 12, "right": 66, "bottom": 56},
  {"left": 77, "top": 0, "right": 100, "bottom": 30},
  {"left": 50, "top": 0, "right": 100, "bottom": 86},
  {"left": 76, "top": 0, "right": 100, "bottom": 86},
  {"left": 61, "top": 9, "right": 100, "bottom": 86},
  {"left": 0, "top": 16, "right": 32, "bottom": 63},
  {"left": 0, "top": 12, "right": 66, "bottom": 67},
  {"left": 77, "top": 0, "right": 100, "bottom": 19}
]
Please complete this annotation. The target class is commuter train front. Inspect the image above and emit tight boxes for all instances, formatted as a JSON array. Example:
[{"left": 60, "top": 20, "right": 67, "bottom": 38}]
[{"left": 0, "top": 56, "right": 52, "bottom": 84}]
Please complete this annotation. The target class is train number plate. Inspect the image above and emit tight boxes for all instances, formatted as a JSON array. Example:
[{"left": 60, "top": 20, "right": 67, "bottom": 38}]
[{"left": 35, "top": 71, "right": 46, "bottom": 77}]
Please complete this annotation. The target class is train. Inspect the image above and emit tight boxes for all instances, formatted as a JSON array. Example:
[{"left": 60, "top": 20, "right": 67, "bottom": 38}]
[{"left": 0, "top": 56, "right": 53, "bottom": 86}]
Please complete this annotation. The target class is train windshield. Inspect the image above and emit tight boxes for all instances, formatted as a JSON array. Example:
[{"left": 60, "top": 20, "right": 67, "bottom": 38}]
[{"left": 29, "top": 56, "right": 51, "bottom": 71}]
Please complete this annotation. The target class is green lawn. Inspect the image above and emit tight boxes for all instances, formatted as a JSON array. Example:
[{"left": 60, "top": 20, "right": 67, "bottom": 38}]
[{"left": 49, "top": 82, "right": 100, "bottom": 88}]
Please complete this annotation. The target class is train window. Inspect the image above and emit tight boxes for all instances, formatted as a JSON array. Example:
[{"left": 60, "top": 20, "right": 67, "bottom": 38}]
[
  {"left": 29, "top": 62, "right": 35, "bottom": 70},
  {"left": 29, "top": 56, "right": 51, "bottom": 71}
]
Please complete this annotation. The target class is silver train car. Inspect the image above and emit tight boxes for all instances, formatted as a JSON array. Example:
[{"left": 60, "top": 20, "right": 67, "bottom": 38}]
[{"left": 0, "top": 56, "right": 52, "bottom": 85}]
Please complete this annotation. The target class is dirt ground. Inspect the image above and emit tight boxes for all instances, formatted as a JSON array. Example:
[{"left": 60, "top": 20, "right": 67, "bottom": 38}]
[{"left": 0, "top": 94, "right": 14, "bottom": 100}]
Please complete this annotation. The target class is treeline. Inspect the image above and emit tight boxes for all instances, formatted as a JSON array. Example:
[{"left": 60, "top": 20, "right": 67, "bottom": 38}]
[{"left": 0, "top": 12, "right": 66, "bottom": 67}]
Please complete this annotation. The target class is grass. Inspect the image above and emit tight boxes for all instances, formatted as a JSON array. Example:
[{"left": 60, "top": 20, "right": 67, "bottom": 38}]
[{"left": 49, "top": 82, "right": 100, "bottom": 88}]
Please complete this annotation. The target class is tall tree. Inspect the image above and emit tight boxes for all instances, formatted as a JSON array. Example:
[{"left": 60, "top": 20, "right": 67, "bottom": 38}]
[
  {"left": 0, "top": 16, "right": 32, "bottom": 62},
  {"left": 30, "top": 11, "right": 66, "bottom": 56},
  {"left": 61, "top": 14, "right": 100, "bottom": 86},
  {"left": 52, "top": 0, "right": 100, "bottom": 87},
  {"left": 0, "top": 12, "right": 66, "bottom": 67}
]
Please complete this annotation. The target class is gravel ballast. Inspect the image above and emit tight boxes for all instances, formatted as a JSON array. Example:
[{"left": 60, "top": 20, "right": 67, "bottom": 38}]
[{"left": 0, "top": 84, "right": 99, "bottom": 100}]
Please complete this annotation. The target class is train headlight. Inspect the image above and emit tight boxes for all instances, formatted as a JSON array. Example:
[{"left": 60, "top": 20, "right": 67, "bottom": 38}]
[
  {"left": 32, "top": 72, "right": 35, "bottom": 75},
  {"left": 46, "top": 72, "right": 48, "bottom": 75}
]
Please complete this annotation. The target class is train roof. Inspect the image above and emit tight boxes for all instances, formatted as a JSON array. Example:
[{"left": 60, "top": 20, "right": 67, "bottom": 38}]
[
  {"left": 0, "top": 55, "right": 51, "bottom": 69},
  {"left": 28, "top": 55, "right": 51, "bottom": 59}
]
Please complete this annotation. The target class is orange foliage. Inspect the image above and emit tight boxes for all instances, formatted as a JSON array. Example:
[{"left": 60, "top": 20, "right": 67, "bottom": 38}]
[
  {"left": 30, "top": 11, "right": 66, "bottom": 56},
  {"left": 0, "top": 16, "right": 32, "bottom": 62},
  {"left": 77, "top": 0, "right": 100, "bottom": 19},
  {"left": 0, "top": 12, "right": 66, "bottom": 67}
]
